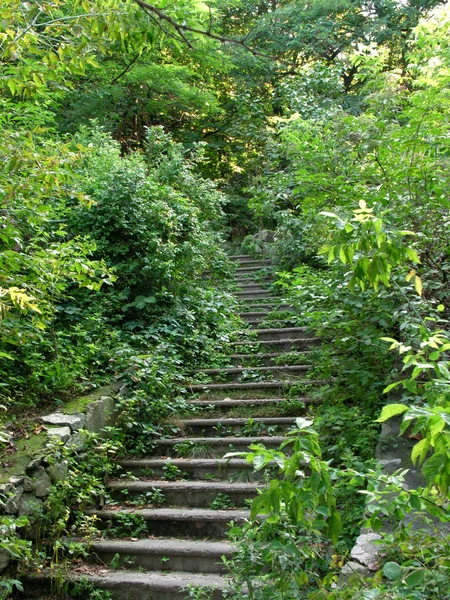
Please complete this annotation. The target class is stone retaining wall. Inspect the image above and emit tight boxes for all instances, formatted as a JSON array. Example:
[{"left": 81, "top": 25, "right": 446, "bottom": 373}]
[
  {"left": 341, "top": 414, "right": 423, "bottom": 581},
  {"left": 0, "top": 386, "right": 119, "bottom": 574}
]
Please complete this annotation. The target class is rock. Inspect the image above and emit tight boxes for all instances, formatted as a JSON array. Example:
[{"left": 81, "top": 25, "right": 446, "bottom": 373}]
[
  {"left": 46, "top": 426, "right": 71, "bottom": 443},
  {"left": 46, "top": 460, "right": 69, "bottom": 483},
  {"left": 84, "top": 396, "right": 116, "bottom": 434},
  {"left": 351, "top": 532, "right": 382, "bottom": 570},
  {"left": 66, "top": 432, "right": 85, "bottom": 451},
  {"left": 341, "top": 561, "right": 371, "bottom": 576},
  {"left": 18, "top": 493, "right": 43, "bottom": 520},
  {"left": 378, "top": 458, "right": 402, "bottom": 469},
  {"left": 41, "top": 413, "right": 85, "bottom": 431},
  {"left": 3, "top": 486, "right": 23, "bottom": 514},
  {"left": 0, "top": 482, "right": 14, "bottom": 496},
  {"left": 26, "top": 457, "right": 43, "bottom": 471},
  {"left": 10, "top": 476, "right": 34, "bottom": 492},
  {"left": 0, "top": 549, "right": 9, "bottom": 573},
  {"left": 32, "top": 466, "right": 51, "bottom": 498}
]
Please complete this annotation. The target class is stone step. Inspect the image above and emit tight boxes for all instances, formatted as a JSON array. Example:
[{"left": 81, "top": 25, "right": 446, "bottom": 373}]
[
  {"left": 117, "top": 458, "right": 257, "bottom": 479},
  {"left": 240, "top": 311, "right": 269, "bottom": 320},
  {"left": 247, "top": 319, "right": 299, "bottom": 329},
  {"left": 230, "top": 258, "right": 270, "bottom": 267},
  {"left": 154, "top": 436, "right": 287, "bottom": 456},
  {"left": 235, "top": 263, "right": 270, "bottom": 272},
  {"left": 234, "top": 291, "right": 275, "bottom": 299},
  {"left": 240, "top": 302, "right": 293, "bottom": 310},
  {"left": 240, "top": 307, "right": 294, "bottom": 320},
  {"left": 239, "top": 326, "right": 310, "bottom": 341},
  {"left": 193, "top": 364, "right": 310, "bottom": 380},
  {"left": 22, "top": 571, "right": 234, "bottom": 600},
  {"left": 231, "top": 337, "right": 320, "bottom": 351},
  {"left": 87, "top": 507, "right": 251, "bottom": 539},
  {"left": 85, "top": 538, "right": 234, "bottom": 574},
  {"left": 188, "top": 397, "right": 305, "bottom": 409},
  {"left": 235, "top": 282, "right": 269, "bottom": 290},
  {"left": 227, "top": 351, "right": 312, "bottom": 366},
  {"left": 188, "top": 380, "right": 314, "bottom": 393},
  {"left": 229, "top": 254, "right": 253, "bottom": 260},
  {"left": 180, "top": 416, "right": 297, "bottom": 436},
  {"left": 108, "top": 480, "right": 259, "bottom": 507},
  {"left": 234, "top": 276, "right": 271, "bottom": 283}
]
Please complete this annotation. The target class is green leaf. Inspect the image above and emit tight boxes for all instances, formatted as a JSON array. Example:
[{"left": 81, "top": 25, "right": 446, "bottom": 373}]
[
  {"left": 383, "top": 380, "right": 403, "bottom": 393},
  {"left": 411, "top": 438, "right": 430, "bottom": 465},
  {"left": 327, "top": 509, "right": 342, "bottom": 545},
  {"left": 383, "top": 561, "right": 402, "bottom": 580},
  {"left": 376, "top": 404, "right": 408, "bottom": 422},
  {"left": 405, "top": 569, "right": 425, "bottom": 588},
  {"left": 266, "top": 514, "right": 280, "bottom": 524}
]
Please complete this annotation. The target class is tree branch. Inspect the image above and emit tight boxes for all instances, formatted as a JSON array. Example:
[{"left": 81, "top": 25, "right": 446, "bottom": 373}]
[
  {"left": 132, "top": 0, "right": 281, "bottom": 62},
  {"left": 111, "top": 52, "right": 141, "bottom": 83}
]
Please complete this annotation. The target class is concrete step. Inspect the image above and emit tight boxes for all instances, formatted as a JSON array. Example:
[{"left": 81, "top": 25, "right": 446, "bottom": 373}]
[
  {"left": 229, "top": 254, "right": 253, "bottom": 260},
  {"left": 234, "top": 276, "right": 271, "bottom": 283},
  {"left": 239, "top": 302, "right": 293, "bottom": 311},
  {"left": 180, "top": 416, "right": 297, "bottom": 436},
  {"left": 235, "top": 282, "right": 270, "bottom": 290},
  {"left": 231, "top": 337, "right": 320, "bottom": 351},
  {"left": 86, "top": 538, "right": 234, "bottom": 574},
  {"left": 239, "top": 326, "right": 310, "bottom": 341},
  {"left": 193, "top": 364, "right": 310, "bottom": 380},
  {"left": 188, "top": 397, "right": 306, "bottom": 409},
  {"left": 188, "top": 380, "right": 314, "bottom": 393},
  {"left": 87, "top": 507, "right": 250, "bottom": 539},
  {"left": 22, "top": 570, "right": 234, "bottom": 600},
  {"left": 108, "top": 480, "right": 259, "bottom": 507},
  {"left": 245, "top": 318, "right": 298, "bottom": 328},
  {"left": 234, "top": 291, "right": 275, "bottom": 299},
  {"left": 240, "top": 311, "right": 269, "bottom": 320},
  {"left": 230, "top": 258, "right": 270, "bottom": 267},
  {"left": 154, "top": 435, "right": 287, "bottom": 456},
  {"left": 234, "top": 269, "right": 270, "bottom": 278},
  {"left": 227, "top": 351, "right": 312, "bottom": 366},
  {"left": 117, "top": 458, "right": 257, "bottom": 479}
]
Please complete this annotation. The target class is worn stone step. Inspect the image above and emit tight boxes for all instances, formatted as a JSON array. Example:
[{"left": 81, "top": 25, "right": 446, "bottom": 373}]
[
  {"left": 180, "top": 416, "right": 297, "bottom": 437},
  {"left": 245, "top": 318, "right": 294, "bottom": 328},
  {"left": 188, "top": 380, "right": 315, "bottom": 393},
  {"left": 117, "top": 458, "right": 257, "bottom": 479},
  {"left": 229, "top": 254, "right": 253, "bottom": 260},
  {"left": 235, "top": 282, "right": 269, "bottom": 291},
  {"left": 227, "top": 351, "right": 313, "bottom": 366},
  {"left": 154, "top": 435, "right": 287, "bottom": 456},
  {"left": 234, "top": 275, "right": 271, "bottom": 283},
  {"left": 240, "top": 302, "right": 293, "bottom": 310},
  {"left": 230, "top": 258, "right": 270, "bottom": 267},
  {"left": 240, "top": 311, "right": 269, "bottom": 320},
  {"left": 108, "top": 480, "right": 259, "bottom": 507},
  {"left": 234, "top": 291, "right": 275, "bottom": 299},
  {"left": 240, "top": 307, "right": 294, "bottom": 320},
  {"left": 86, "top": 538, "right": 234, "bottom": 574},
  {"left": 188, "top": 397, "right": 306, "bottom": 409},
  {"left": 193, "top": 364, "right": 310, "bottom": 381},
  {"left": 87, "top": 507, "right": 251, "bottom": 539},
  {"left": 231, "top": 337, "right": 320, "bottom": 351},
  {"left": 22, "top": 571, "right": 235, "bottom": 600},
  {"left": 239, "top": 326, "right": 310, "bottom": 341}
]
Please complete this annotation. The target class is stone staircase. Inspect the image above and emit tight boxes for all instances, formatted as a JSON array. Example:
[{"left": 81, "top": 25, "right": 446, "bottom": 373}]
[{"left": 63, "top": 255, "right": 319, "bottom": 599}]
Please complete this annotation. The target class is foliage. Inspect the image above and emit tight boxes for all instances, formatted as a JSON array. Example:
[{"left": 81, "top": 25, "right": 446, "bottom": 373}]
[
  {"left": 225, "top": 418, "right": 342, "bottom": 598},
  {"left": 106, "top": 512, "right": 148, "bottom": 538}
]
